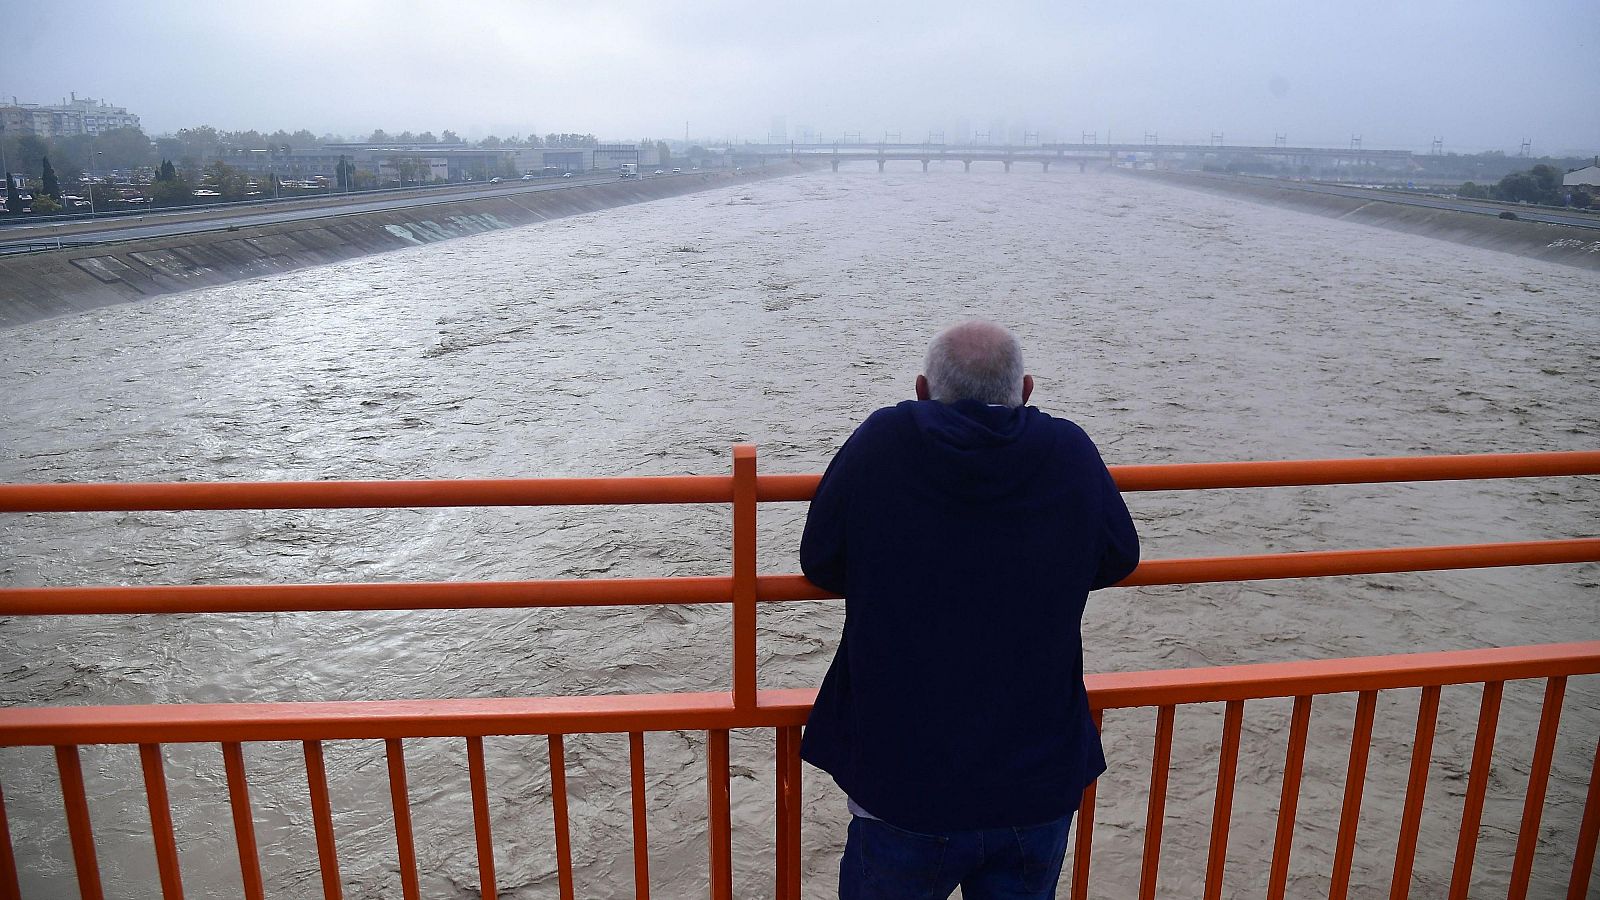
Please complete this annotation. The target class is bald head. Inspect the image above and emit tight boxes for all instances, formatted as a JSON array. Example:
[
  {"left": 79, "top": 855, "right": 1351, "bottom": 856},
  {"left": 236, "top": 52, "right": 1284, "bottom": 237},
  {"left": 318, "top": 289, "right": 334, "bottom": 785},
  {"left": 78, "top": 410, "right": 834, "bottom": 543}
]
[{"left": 921, "top": 320, "right": 1030, "bottom": 407}]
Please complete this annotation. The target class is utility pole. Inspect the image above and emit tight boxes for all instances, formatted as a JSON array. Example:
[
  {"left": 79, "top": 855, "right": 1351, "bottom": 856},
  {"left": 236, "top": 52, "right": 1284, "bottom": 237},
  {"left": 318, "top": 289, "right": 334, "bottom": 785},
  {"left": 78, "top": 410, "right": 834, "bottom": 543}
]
[
  {"left": 1023, "top": 131, "right": 1038, "bottom": 146},
  {"left": 1210, "top": 131, "right": 1224, "bottom": 147},
  {"left": 1275, "top": 133, "right": 1287, "bottom": 148},
  {"left": 1081, "top": 131, "right": 1096, "bottom": 145},
  {"left": 1430, "top": 137, "right": 1443, "bottom": 156},
  {"left": 1518, "top": 138, "right": 1532, "bottom": 158}
]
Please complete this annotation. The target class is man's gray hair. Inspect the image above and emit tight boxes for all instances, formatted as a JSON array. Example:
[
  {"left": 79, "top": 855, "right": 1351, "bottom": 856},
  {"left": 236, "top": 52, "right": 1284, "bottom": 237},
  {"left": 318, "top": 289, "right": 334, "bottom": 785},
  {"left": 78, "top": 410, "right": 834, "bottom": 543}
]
[{"left": 923, "top": 320, "right": 1026, "bottom": 407}]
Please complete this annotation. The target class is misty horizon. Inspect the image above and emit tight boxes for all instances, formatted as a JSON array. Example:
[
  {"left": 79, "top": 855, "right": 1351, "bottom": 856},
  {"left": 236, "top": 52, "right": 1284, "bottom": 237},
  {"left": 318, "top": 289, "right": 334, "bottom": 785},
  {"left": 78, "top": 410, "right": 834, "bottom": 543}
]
[{"left": 3, "top": 0, "right": 1597, "bottom": 155}]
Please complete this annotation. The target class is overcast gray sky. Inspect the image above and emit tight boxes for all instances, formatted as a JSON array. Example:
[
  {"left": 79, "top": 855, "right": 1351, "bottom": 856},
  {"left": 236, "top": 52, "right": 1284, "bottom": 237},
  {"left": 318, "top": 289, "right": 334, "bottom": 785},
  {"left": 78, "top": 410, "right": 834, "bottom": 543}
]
[{"left": 3, "top": 0, "right": 1596, "bottom": 153}]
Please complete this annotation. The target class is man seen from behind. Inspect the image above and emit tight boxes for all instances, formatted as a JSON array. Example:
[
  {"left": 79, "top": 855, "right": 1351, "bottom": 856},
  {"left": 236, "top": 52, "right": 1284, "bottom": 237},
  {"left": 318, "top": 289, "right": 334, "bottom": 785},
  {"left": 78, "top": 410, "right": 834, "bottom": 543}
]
[{"left": 800, "top": 320, "right": 1140, "bottom": 900}]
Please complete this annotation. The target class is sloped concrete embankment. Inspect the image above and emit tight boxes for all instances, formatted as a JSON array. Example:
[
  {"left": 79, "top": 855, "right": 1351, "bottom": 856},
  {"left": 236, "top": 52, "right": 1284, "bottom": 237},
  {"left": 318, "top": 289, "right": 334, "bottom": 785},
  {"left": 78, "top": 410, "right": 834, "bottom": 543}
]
[
  {"left": 1127, "top": 170, "right": 1600, "bottom": 271},
  {"left": 0, "top": 166, "right": 814, "bottom": 328}
]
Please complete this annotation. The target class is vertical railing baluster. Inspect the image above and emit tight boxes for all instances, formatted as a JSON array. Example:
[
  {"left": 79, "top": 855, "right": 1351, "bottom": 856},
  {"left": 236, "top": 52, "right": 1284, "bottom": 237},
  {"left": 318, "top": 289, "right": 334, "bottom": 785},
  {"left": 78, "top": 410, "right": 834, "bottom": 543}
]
[
  {"left": 731, "top": 444, "right": 757, "bottom": 711},
  {"left": 1448, "top": 680, "right": 1503, "bottom": 900},
  {"left": 775, "top": 727, "right": 789, "bottom": 900},
  {"left": 1204, "top": 699, "right": 1245, "bottom": 900},
  {"left": 466, "top": 737, "right": 497, "bottom": 900},
  {"left": 220, "top": 742, "right": 265, "bottom": 900},
  {"left": 1567, "top": 733, "right": 1600, "bottom": 900},
  {"left": 1070, "top": 708, "right": 1103, "bottom": 900},
  {"left": 302, "top": 740, "right": 343, "bottom": 900},
  {"left": 629, "top": 732, "right": 650, "bottom": 900},
  {"left": 54, "top": 745, "right": 105, "bottom": 900},
  {"left": 1329, "top": 690, "right": 1379, "bottom": 900},
  {"left": 0, "top": 779, "right": 24, "bottom": 900},
  {"left": 1389, "top": 686, "right": 1441, "bottom": 900},
  {"left": 1138, "top": 705, "right": 1176, "bottom": 900},
  {"left": 1266, "top": 695, "right": 1313, "bottom": 900},
  {"left": 384, "top": 739, "right": 421, "bottom": 900},
  {"left": 549, "top": 734, "right": 576, "bottom": 900},
  {"left": 1508, "top": 676, "right": 1567, "bottom": 900},
  {"left": 707, "top": 729, "right": 733, "bottom": 900},
  {"left": 138, "top": 744, "right": 185, "bottom": 900},
  {"left": 781, "top": 725, "right": 802, "bottom": 900}
]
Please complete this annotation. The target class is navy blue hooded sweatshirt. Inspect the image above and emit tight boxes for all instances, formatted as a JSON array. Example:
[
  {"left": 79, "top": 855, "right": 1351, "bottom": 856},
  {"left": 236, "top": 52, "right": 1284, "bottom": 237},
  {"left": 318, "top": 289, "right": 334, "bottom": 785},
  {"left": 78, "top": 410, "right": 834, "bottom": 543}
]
[{"left": 799, "top": 399, "right": 1139, "bottom": 833}]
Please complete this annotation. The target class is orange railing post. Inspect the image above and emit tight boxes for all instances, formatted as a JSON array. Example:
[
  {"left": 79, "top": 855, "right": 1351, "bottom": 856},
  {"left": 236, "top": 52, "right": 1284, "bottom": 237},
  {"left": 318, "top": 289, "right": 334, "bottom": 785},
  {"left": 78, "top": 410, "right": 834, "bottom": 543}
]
[
  {"left": 732, "top": 445, "right": 758, "bottom": 710},
  {"left": 707, "top": 729, "right": 733, "bottom": 900},
  {"left": 137, "top": 744, "right": 184, "bottom": 900},
  {"left": 0, "top": 780, "right": 21, "bottom": 900},
  {"left": 303, "top": 740, "right": 343, "bottom": 900},
  {"left": 628, "top": 732, "right": 650, "bottom": 900},
  {"left": 220, "top": 742, "right": 264, "bottom": 900},
  {"left": 1389, "top": 686, "right": 1441, "bottom": 900},
  {"left": 1203, "top": 699, "right": 1244, "bottom": 900},
  {"left": 1508, "top": 677, "right": 1567, "bottom": 900},
  {"left": 466, "top": 736, "right": 497, "bottom": 900},
  {"left": 549, "top": 735, "right": 576, "bottom": 900}
]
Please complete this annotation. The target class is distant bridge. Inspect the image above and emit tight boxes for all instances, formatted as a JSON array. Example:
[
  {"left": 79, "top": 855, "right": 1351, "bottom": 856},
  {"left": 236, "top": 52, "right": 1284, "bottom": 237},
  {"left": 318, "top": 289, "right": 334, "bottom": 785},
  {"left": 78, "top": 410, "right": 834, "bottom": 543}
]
[{"left": 732, "top": 142, "right": 1415, "bottom": 172}]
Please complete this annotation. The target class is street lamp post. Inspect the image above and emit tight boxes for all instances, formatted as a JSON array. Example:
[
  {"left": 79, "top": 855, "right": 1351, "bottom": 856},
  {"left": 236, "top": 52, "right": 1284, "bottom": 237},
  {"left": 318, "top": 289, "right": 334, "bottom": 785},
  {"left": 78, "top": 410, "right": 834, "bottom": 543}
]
[{"left": 87, "top": 151, "right": 103, "bottom": 217}]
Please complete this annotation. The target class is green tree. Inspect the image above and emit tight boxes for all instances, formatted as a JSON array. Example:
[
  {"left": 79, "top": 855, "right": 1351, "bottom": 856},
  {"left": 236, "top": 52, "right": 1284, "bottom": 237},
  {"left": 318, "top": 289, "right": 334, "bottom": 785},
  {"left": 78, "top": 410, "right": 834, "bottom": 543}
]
[
  {"left": 31, "top": 193, "right": 62, "bottom": 214},
  {"left": 94, "top": 127, "right": 155, "bottom": 170},
  {"left": 656, "top": 141, "right": 671, "bottom": 167},
  {"left": 479, "top": 135, "right": 503, "bottom": 148},
  {"left": 157, "top": 159, "right": 177, "bottom": 182},
  {"left": 368, "top": 129, "right": 390, "bottom": 143},
  {"left": 1456, "top": 181, "right": 1489, "bottom": 199},
  {"left": 416, "top": 131, "right": 437, "bottom": 143},
  {"left": 4, "top": 173, "right": 21, "bottom": 213},
  {"left": 150, "top": 174, "right": 192, "bottom": 207},
  {"left": 440, "top": 130, "right": 461, "bottom": 144},
  {"left": 41, "top": 156, "right": 60, "bottom": 200}
]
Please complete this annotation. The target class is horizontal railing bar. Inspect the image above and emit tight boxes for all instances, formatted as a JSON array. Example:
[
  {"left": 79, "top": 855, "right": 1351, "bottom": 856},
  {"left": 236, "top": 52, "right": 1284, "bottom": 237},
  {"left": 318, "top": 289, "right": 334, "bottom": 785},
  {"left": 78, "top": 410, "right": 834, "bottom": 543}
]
[
  {"left": 757, "top": 451, "right": 1600, "bottom": 499},
  {"left": 3, "top": 451, "right": 1596, "bottom": 512},
  {"left": 4, "top": 539, "right": 1595, "bottom": 616},
  {"left": 0, "top": 576, "right": 732, "bottom": 615},
  {"left": 1086, "top": 642, "right": 1600, "bottom": 709},
  {"left": 0, "top": 475, "right": 735, "bottom": 512},
  {"left": 1107, "top": 450, "right": 1600, "bottom": 492},
  {"left": 0, "top": 644, "right": 1593, "bottom": 746},
  {"left": 1116, "top": 538, "right": 1600, "bottom": 587}
]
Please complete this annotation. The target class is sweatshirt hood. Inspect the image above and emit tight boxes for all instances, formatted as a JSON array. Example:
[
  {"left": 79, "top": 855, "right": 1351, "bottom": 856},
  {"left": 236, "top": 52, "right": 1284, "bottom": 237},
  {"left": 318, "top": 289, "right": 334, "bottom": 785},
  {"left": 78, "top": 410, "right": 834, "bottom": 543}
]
[{"left": 900, "top": 399, "right": 1057, "bottom": 500}]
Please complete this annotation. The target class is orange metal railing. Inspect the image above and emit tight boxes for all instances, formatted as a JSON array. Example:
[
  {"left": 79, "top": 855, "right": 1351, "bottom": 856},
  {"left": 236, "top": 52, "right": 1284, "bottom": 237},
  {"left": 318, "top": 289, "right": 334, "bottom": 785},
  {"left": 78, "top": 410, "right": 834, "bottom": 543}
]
[{"left": 0, "top": 448, "right": 1597, "bottom": 900}]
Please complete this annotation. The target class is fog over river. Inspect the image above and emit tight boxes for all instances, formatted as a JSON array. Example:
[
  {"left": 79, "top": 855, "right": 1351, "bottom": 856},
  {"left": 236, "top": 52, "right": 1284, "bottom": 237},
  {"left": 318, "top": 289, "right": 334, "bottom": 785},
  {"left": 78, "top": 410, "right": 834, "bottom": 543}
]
[{"left": 1, "top": 167, "right": 1596, "bottom": 899}]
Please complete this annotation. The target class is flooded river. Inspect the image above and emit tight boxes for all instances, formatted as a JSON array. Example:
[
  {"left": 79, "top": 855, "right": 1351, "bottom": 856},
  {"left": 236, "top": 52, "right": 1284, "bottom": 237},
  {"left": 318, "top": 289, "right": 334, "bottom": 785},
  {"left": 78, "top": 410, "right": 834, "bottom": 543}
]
[{"left": 2, "top": 166, "right": 1596, "bottom": 898}]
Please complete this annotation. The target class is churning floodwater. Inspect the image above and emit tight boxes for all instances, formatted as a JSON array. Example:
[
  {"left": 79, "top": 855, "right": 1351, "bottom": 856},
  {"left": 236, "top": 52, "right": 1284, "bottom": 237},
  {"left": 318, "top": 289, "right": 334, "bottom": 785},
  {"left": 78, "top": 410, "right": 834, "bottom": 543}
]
[{"left": 1, "top": 166, "right": 1596, "bottom": 899}]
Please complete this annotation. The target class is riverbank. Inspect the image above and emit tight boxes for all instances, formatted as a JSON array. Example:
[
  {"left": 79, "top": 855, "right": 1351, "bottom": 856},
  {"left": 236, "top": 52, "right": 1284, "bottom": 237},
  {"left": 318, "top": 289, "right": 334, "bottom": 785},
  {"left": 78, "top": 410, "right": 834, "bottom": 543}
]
[
  {"left": 0, "top": 162, "right": 819, "bottom": 328},
  {"left": 1122, "top": 169, "right": 1600, "bottom": 271}
]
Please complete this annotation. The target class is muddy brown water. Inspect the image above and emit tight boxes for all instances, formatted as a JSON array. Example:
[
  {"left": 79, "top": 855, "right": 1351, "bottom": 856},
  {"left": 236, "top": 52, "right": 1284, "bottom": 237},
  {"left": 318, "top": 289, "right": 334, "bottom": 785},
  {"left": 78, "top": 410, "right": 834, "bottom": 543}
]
[{"left": 1, "top": 166, "right": 1596, "bottom": 898}]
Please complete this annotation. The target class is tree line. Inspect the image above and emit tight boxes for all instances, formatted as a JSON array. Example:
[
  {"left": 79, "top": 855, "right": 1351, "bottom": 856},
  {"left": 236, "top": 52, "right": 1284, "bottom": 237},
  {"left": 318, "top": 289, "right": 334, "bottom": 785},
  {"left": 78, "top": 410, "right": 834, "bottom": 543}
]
[{"left": 1458, "top": 164, "right": 1590, "bottom": 208}]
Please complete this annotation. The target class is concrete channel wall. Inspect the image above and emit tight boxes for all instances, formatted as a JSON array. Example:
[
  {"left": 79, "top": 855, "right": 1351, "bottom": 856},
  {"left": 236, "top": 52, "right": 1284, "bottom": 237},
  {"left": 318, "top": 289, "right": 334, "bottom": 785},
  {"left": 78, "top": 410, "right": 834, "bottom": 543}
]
[
  {"left": 1126, "top": 170, "right": 1600, "bottom": 272},
  {"left": 0, "top": 164, "right": 817, "bottom": 328}
]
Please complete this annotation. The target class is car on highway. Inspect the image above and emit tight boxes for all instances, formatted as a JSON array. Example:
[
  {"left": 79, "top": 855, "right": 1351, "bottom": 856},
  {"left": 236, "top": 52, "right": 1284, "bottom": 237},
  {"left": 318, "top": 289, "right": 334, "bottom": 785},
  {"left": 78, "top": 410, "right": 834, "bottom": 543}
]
[
  {"left": 653, "top": 169, "right": 664, "bottom": 176},
  {"left": 562, "top": 172, "right": 573, "bottom": 177},
  {"left": 489, "top": 177, "right": 502, "bottom": 184},
  {"left": 672, "top": 167, "right": 681, "bottom": 173}
]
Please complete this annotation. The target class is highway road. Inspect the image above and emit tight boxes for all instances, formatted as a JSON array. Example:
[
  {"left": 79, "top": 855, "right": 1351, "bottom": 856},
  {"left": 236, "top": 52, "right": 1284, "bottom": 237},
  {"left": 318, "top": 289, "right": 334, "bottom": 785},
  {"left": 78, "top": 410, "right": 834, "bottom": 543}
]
[
  {"left": 1227, "top": 175, "right": 1600, "bottom": 230},
  {"left": 0, "top": 172, "right": 697, "bottom": 252}
]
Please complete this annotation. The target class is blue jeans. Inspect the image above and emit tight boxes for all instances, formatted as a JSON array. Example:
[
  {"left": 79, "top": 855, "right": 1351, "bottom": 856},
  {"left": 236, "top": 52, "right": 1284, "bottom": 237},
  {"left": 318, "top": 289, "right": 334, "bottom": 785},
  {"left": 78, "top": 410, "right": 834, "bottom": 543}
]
[{"left": 839, "top": 811, "right": 1075, "bottom": 900}]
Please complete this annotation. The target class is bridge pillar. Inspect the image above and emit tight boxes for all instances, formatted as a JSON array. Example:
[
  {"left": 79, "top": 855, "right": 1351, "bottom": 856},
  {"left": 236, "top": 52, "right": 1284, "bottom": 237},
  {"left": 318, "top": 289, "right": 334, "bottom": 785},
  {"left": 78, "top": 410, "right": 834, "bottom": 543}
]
[
  {"left": 962, "top": 159, "right": 971, "bottom": 172},
  {"left": 921, "top": 159, "right": 929, "bottom": 173},
  {"left": 1041, "top": 161, "right": 1050, "bottom": 173},
  {"left": 830, "top": 159, "right": 839, "bottom": 173},
  {"left": 1003, "top": 160, "right": 1012, "bottom": 173},
  {"left": 877, "top": 159, "right": 885, "bottom": 173},
  {"left": 1078, "top": 161, "right": 1087, "bottom": 173}
]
